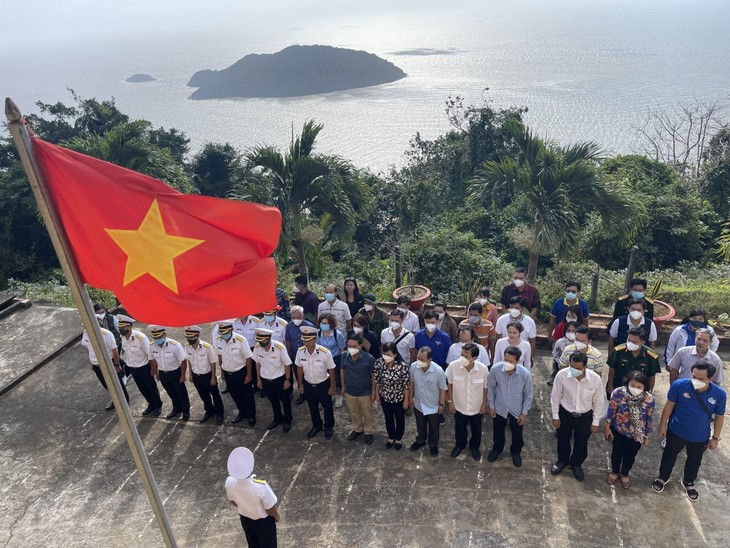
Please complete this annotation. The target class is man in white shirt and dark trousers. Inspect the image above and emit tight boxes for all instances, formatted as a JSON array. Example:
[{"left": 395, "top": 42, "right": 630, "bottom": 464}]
[
  {"left": 550, "top": 352, "right": 604, "bottom": 481},
  {"left": 148, "top": 325, "right": 190, "bottom": 420},
  {"left": 445, "top": 343, "right": 489, "bottom": 460},
  {"left": 118, "top": 314, "right": 161, "bottom": 416},
  {"left": 295, "top": 326, "right": 336, "bottom": 439},
  {"left": 183, "top": 325, "right": 224, "bottom": 425},
  {"left": 216, "top": 319, "right": 256, "bottom": 426},
  {"left": 81, "top": 319, "right": 128, "bottom": 411},
  {"left": 225, "top": 446, "right": 280, "bottom": 547},
  {"left": 252, "top": 327, "right": 293, "bottom": 433}
]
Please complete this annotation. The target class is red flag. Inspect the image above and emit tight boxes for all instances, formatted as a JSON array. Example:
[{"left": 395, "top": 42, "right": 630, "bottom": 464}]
[{"left": 32, "top": 138, "right": 282, "bottom": 326}]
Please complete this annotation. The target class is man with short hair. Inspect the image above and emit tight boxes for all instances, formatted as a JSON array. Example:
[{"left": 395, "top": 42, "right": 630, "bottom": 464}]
[
  {"left": 148, "top": 326, "right": 190, "bottom": 421},
  {"left": 253, "top": 327, "right": 293, "bottom": 432},
  {"left": 341, "top": 334, "right": 376, "bottom": 445},
  {"left": 293, "top": 275, "right": 320, "bottom": 323},
  {"left": 606, "top": 327, "right": 661, "bottom": 397},
  {"left": 82, "top": 317, "right": 127, "bottom": 411},
  {"left": 652, "top": 360, "right": 725, "bottom": 502},
  {"left": 358, "top": 294, "right": 388, "bottom": 338},
  {"left": 409, "top": 347, "right": 448, "bottom": 456},
  {"left": 285, "top": 305, "right": 313, "bottom": 406},
  {"left": 608, "top": 298, "right": 657, "bottom": 355},
  {"left": 395, "top": 296, "right": 421, "bottom": 333},
  {"left": 495, "top": 296, "right": 537, "bottom": 359},
  {"left": 466, "top": 303, "right": 496, "bottom": 361},
  {"left": 487, "top": 346, "right": 534, "bottom": 467},
  {"left": 434, "top": 301, "right": 459, "bottom": 343},
  {"left": 559, "top": 326, "right": 606, "bottom": 374},
  {"left": 446, "top": 327, "right": 490, "bottom": 365},
  {"left": 260, "top": 309, "right": 287, "bottom": 343},
  {"left": 184, "top": 325, "right": 224, "bottom": 425},
  {"left": 499, "top": 267, "right": 541, "bottom": 318},
  {"left": 296, "top": 326, "right": 336, "bottom": 439},
  {"left": 445, "top": 343, "right": 489, "bottom": 460},
  {"left": 548, "top": 281, "right": 590, "bottom": 341},
  {"left": 610, "top": 277, "right": 655, "bottom": 323},
  {"left": 381, "top": 309, "right": 416, "bottom": 365},
  {"left": 318, "top": 283, "right": 352, "bottom": 332},
  {"left": 550, "top": 353, "right": 604, "bottom": 481},
  {"left": 668, "top": 328, "right": 725, "bottom": 384},
  {"left": 414, "top": 310, "right": 453, "bottom": 369},
  {"left": 474, "top": 286, "right": 498, "bottom": 325},
  {"left": 216, "top": 320, "right": 256, "bottom": 426},
  {"left": 117, "top": 314, "right": 161, "bottom": 416}
]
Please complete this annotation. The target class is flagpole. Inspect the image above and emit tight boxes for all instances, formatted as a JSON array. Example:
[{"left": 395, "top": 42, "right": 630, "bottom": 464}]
[{"left": 5, "top": 98, "right": 177, "bottom": 548}]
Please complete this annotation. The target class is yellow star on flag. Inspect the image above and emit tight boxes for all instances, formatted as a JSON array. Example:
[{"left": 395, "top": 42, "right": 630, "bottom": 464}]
[{"left": 105, "top": 199, "right": 204, "bottom": 293}]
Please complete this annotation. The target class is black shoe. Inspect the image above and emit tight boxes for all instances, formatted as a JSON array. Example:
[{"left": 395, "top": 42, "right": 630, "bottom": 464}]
[
  {"left": 295, "top": 394, "right": 305, "bottom": 405},
  {"left": 166, "top": 409, "right": 181, "bottom": 419},
  {"left": 512, "top": 453, "right": 522, "bottom": 468},
  {"left": 182, "top": 412, "right": 190, "bottom": 421},
  {"left": 267, "top": 420, "right": 280, "bottom": 430},
  {"left": 471, "top": 448, "right": 481, "bottom": 461},
  {"left": 347, "top": 431, "right": 362, "bottom": 442},
  {"left": 259, "top": 391, "right": 266, "bottom": 399},
  {"left": 487, "top": 450, "right": 501, "bottom": 462},
  {"left": 683, "top": 481, "right": 699, "bottom": 502},
  {"left": 430, "top": 446, "right": 439, "bottom": 456},
  {"left": 248, "top": 417, "right": 256, "bottom": 427},
  {"left": 439, "top": 415, "right": 446, "bottom": 425},
  {"left": 221, "top": 387, "right": 229, "bottom": 394},
  {"left": 364, "top": 434, "right": 374, "bottom": 445},
  {"left": 385, "top": 440, "right": 394, "bottom": 449},
  {"left": 450, "top": 446, "right": 463, "bottom": 458},
  {"left": 394, "top": 441, "right": 403, "bottom": 451},
  {"left": 551, "top": 461, "right": 566, "bottom": 475},
  {"left": 409, "top": 442, "right": 425, "bottom": 452},
  {"left": 307, "top": 427, "right": 321, "bottom": 438},
  {"left": 199, "top": 412, "right": 212, "bottom": 423},
  {"left": 324, "top": 429, "right": 333, "bottom": 439},
  {"left": 152, "top": 407, "right": 162, "bottom": 417},
  {"left": 404, "top": 407, "right": 412, "bottom": 416},
  {"left": 231, "top": 414, "right": 244, "bottom": 424},
  {"left": 142, "top": 404, "right": 155, "bottom": 416},
  {"left": 572, "top": 465, "right": 585, "bottom": 481},
  {"left": 215, "top": 414, "right": 224, "bottom": 425},
  {"left": 283, "top": 423, "right": 291, "bottom": 433},
  {"left": 105, "top": 401, "right": 114, "bottom": 411}
]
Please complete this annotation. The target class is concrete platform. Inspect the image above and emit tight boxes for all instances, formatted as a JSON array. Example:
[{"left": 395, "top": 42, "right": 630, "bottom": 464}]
[{"left": 0, "top": 325, "right": 729, "bottom": 546}]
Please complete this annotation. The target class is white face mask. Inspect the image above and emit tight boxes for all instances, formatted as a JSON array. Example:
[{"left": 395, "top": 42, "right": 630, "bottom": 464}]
[
  {"left": 353, "top": 326, "right": 363, "bottom": 334},
  {"left": 382, "top": 354, "right": 395, "bottom": 363},
  {"left": 566, "top": 315, "right": 578, "bottom": 323},
  {"left": 513, "top": 279, "right": 525, "bottom": 288},
  {"left": 437, "top": 312, "right": 445, "bottom": 319},
  {"left": 292, "top": 319, "right": 303, "bottom": 326},
  {"left": 574, "top": 341, "right": 588, "bottom": 350},
  {"left": 397, "top": 307, "right": 408, "bottom": 314},
  {"left": 389, "top": 321, "right": 401, "bottom": 330},
  {"left": 458, "top": 356, "right": 469, "bottom": 367},
  {"left": 628, "top": 385, "right": 643, "bottom": 396},
  {"left": 347, "top": 347, "right": 360, "bottom": 356},
  {"left": 417, "top": 360, "right": 429, "bottom": 369},
  {"left": 425, "top": 323, "right": 437, "bottom": 332},
  {"left": 626, "top": 341, "right": 641, "bottom": 352},
  {"left": 504, "top": 361, "right": 516, "bottom": 371},
  {"left": 293, "top": 284, "right": 300, "bottom": 293},
  {"left": 629, "top": 310, "right": 643, "bottom": 321},
  {"left": 566, "top": 332, "right": 576, "bottom": 341},
  {"left": 509, "top": 308, "right": 521, "bottom": 318},
  {"left": 364, "top": 304, "right": 373, "bottom": 312},
  {"left": 478, "top": 298, "right": 488, "bottom": 306},
  {"left": 691, "top": 378, "right": 707, "bottom": 390}
]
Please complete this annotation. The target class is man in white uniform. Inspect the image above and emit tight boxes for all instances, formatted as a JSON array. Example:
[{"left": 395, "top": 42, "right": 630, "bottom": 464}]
[
  {"left": 183, "top": 325, "right": 224, "bottom": 425},
  {"left": 148, "top": 325, "right": 190, "bottom": 421},
  {"left": 82, "top": 316, "right": 127, "bottom": 411},
  {"left": 118, "top": 314, "right": 161, "bottom": 416}
]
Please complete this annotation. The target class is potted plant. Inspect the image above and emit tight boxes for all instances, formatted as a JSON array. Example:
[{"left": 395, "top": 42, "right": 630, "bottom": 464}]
[{"left": 649, "top": 278, "right": 676, "bottom": 329}]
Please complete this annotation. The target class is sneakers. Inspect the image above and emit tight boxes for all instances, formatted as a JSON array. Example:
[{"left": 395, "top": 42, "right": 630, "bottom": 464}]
[
  {"left": 335, "top": 394, "right": 343, "bottom": 408},
  {"left": 394, "top": 441, "right": 403, "bottom": 451},
  {"left": 683, "top": 481, "right": 699, "bottom": 502}
]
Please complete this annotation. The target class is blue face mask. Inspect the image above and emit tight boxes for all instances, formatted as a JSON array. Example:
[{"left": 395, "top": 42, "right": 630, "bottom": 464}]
[
  {"left": 689, "top": 319, "right": 705, "bottom": 329},
  {"left": 630, "top": 291, "right": 644, "bottom": 299},
  {"left": 324, "top": 293, "right": 335, "bottom": 302},
  {"left": 321, "top": 324, "right": 331, "bottom": 332},
  {"left": 565, "top": 292, "right": 577, "bottom": 300},
  {"left": 568, "top": 366, "right": 583, "bottom": 378},
  {"left": 264, "top": 315, "right": 275, "bottom": 323},
  {"left": 221, "top": 332, "right": 232, "bottom": 341},
  {"left": 154, "top": 338, "right": 166, "bottom": 347}
]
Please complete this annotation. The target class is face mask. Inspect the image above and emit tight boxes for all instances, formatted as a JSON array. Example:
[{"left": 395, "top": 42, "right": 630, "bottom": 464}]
[
  {"left": 221, "top": 332, "right": 232, "bottom": 341},
  {"left": 293, "top": 284, "right": 300, "bottom": 293},
  {"left": 364, "top": 304, "right": 373, "bottom": 312},
  {"left": 320, "top": 324, "right": 331, "bottom": 332},
  {"left": 95, "top": 312, "right": 105, "bottom": 321},
  {"left": 324, "top": 293, "right": 335, "bottom": 302},
  {"left": 566, "top": 332, "right": 576, "bottom": 341},
  {"left": 626, "top": 341, "right": 641, "bottom": 352},
  {"left": 425, "top": 323, "right": 437, "bottom": 332},
  {"left": 119, "top": 327, "right": 130, "bottom": 336},
  {"left": 689, "top": 319, "right": 705, "bottom": 329},
  {"left": 504, "top": 361, "right": 516, "bottom": 371},
  {"left": 468, "top": 315, "right": 481, "bottom": 326},
  {"left": 292, "top": 319, "right": 303, "bottom": 326},
  {"left": 628, "top": 386, "right": 643, "bottom": 396},
  {"left": 397, "top": 306, "right": 408, "bottom": 314},
  {"left": 186, "top": 337, "right": 199, "bottom": 345},
  {"left": 347, "top": 347, "right": 360, "bottom": 356},
  {"left": 565, "top": 291, "right": 577, "bottom": 300},
  {"left": 383, "top": 355, "right": 395, "bottom": 363},
  {"left": 629, "top": 310, "right": 643, "bottom": 321},
  {"left": 691, "top": 378, "right": 707, "bottom": 390},
  {"left": 389, "top": 321, "right": 401, "bottom": 330},
  {"left": 353, "top": 326, "right": 363, "bottom": 334},
  {"left": 264, "top": 314, "right": 275, "bottom": 323},
  {"left": 509, "top": 308, "right": 521, "bottom": 318},
  {"left": 630, "top": 291, "right": 644, "bottom": 299},
  {"left": 458, "top": 356, "right": 469, "bottom": 367},
  {"left": 437, "top": 312, "right": 445, "bottom": 319},
  {"left": 568, "top": 366, "right": 583, "bottom": 378},
  {"left": 154, "top": 338, "right": 166, "bottom": 346},
  {"left": 417, "top": 360, "right": 429, "bottom": 369},
  {"left": 478, "top": 298, "right": 488, "bottom": 306},
  {"left": 513, "top": 279, "right": 525, "bottom": 288},
  {"left": 566, "top": 315, "right": 578, "bottom": 322},
  {"left": 574, "top": 341, "right": 587, "bottom": 350}
]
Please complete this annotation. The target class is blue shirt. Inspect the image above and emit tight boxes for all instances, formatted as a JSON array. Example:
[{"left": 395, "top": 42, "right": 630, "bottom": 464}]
[
  {"left": 317, "top": 329, "right": 346, "bottom": 358},
  {"left": 550, "top": 297, "right": 589, "bottom": 320},
  {"left": 414, "top": 328, "right": 452, "bottom": 367},
  {"left": 487, "top": 362, "right": 535, "bottom": 419},
  {"left": 341, "top": 351, "right": 375, "bottom": 396},
  {"left": 667, "top": 379, "right": 726, "bottom": 443},
  {"left": 410, "top": 362, "right": 447, "bottom": 415},
  {"left": 285, "top": 320, "right": 314, "bottom": 359}
]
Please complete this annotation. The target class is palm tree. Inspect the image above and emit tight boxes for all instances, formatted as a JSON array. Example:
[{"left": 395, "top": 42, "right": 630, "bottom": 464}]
[
  {"left": 234, "top": 120, "right": 373, "bottom": 277},
  {"left": 470, "top": 119, "right": 641, "bottom": 282}
]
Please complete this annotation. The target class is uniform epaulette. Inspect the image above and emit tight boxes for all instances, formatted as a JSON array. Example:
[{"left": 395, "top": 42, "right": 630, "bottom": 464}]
[
  {"left": 273, "top": 341, "right": 286, "bottom": 350},
  {"left": 615, "top": 343, "right": 627, "bottom": 351},
  {"left": 644, "top": 296, "right": 654, "bottom": 304},
  {"left": 618, "top": 294, "right": 629, "bottom": 300},
  {"left": 250, "top": 317, "right": 264, "bottom": 323},
  {"left": 298, "top": 346, "right": 305, "bottom": 351},
  {"left": 646, "top": 348, "right": 658, "bottom": 359},
  {"left": 168, "top": 339, "right": 181, "bottom": 346},
  {"left": 253, "top": 342, "right": 261, "bottom": 349},
  {"left": 234, "top": 334, "right": 245, "bottom": 341},
  {"left": 100, "top": 328, "right": 111, "bottom": 335},
  {"left": 201, "top": 341, "right": 211, "bottom": 349},
  {"left": 253, "top": 478, "right": 267, "bottom": 484},
  {"left": 318, "top": 346, "right": 330, "bottom": 353}
]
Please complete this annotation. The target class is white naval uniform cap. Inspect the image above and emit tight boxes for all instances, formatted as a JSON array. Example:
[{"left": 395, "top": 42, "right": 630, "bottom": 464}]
[{"left": 228, "top": 447, "right": 254, "bottom": 480}]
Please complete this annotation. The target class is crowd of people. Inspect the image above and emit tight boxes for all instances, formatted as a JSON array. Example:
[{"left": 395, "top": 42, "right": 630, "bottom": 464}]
[{"left": 82, "top": 269, "right": 725, "bottom": 516}]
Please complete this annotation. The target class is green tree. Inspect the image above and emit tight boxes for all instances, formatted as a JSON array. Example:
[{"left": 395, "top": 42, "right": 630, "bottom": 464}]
[
  {"left": 700, "top": 126, "right": 730, "bottom": 219},
  {"left": 470, "top": 120, "right": 640, "bottom": 282},
  {"left": 234, "top": 120, "right": 373, "bottom": 277},
  {"left": 191, "top": 143, "right": 243, "bottom": 198}
]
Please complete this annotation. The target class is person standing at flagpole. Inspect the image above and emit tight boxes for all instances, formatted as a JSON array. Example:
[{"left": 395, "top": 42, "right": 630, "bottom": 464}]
[
  {"left": 118, "top": 314, "right": 162, "bottom": 416},
  {"left": 148, "top": 326, "right": 191, "bottom": 421},
  {"left": 183, "top": 325, "right": 224, "bottom": 425},
  {"left": 82, "top": 315, "right": 129, "bottom": 411},
  {"left": 217, "top": 319, "right": 257, "bottom": 426}
]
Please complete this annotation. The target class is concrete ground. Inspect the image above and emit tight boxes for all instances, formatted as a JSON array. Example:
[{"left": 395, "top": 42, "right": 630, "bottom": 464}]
[{"left": 1, "top": 307, "right": 729, "bottom": 547}]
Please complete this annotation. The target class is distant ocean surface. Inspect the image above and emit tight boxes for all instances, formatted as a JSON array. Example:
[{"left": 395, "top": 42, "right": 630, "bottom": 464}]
[{"left": 2, "top": 2, "right": 729, "bottom": 172}]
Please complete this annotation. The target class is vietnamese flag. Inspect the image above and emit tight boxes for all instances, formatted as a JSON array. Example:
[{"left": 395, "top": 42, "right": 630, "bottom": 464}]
[{"left": 31, "top": 138, "right": 282, "bottom": 326}]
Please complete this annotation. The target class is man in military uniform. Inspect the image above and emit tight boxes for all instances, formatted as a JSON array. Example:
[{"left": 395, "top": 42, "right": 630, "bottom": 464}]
[
  {"left": 252, "top": 327, "right": 293, "bottom": 432},
  {"left": 606, "top": 327, "right": 661, "bottom": 397},
  {"left": 216, "top": 319, "right": 256, "bottom": 426},
  {"left": 225, "top": 446, "right": 280, "bottom": 547},
  {"left": 148, "top": 326, "right": 190, "bottom": 420},
  {"left": 609, "top": 278, "right": 655, "bottom": 325},
  {"left": 118, "top": 314, "right": 162, "bottom": 416},
  {"left": 81, "top": 318, "right": 128, "bottom": 411},
  {"left": 295, "top": 325, "right": 336, "bottom": 439},
  {"left": 183, "top": 325, "right": 224, "bottom": 425}
]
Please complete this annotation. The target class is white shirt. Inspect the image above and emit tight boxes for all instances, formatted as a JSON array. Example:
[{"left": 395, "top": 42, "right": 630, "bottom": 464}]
[
  {"left": 260, "top": 317, "right": 287, "bottom": 343},
  {"left": 446, "top": 341, "right": 490, "bottom": 366},
  {"left": 317, "top": 299, "right": 352, "bottom": 331},
  {"left": 252, "top": 341, "right": 292, "bottom": 380},
  {"left": 120, "top": 330, "right": 151, "bottom": 368},
  {"left": 558, "top": 344, "right": 606, "bottom": 371},
  {"left": 494, "top": 313, "right": 537, "bottom": 340},
  {"left": 380, "top": 327, "right": 415, "bottom": 363},
  {"left": 608, "top": 315, "right": 657, "bottom": 342},
  {"left": 493, "top": 337, "right": 532, "bottom": 369},
  {"left": 399, "top": 309, "right": 420, "bottom": 334},
  {"left": 148, "top": 338, "right": 186, "bottom": 372},
  {"left": 212, "top": 317, "right": 262, "bottom": 348},
  {"left": 445, "top": 359, "right": 489, "bottom": 416},
  {"left": 225, "top": 475, "right": 277, "bottom": 519},
  {"left": 185, "top": 341, "right": 217, "bottom": 375},
  {"left": 295, "top": 345, "right": 335, "bottom": 384},
  {"left": 216, "top": 333, "right": 253, "bottom": 373},
  {"left": 550, "top": 368, "right": 605, "bottom": 426},
  {"left": 81, "top": 329, "right": 117, "bottom": 366}
]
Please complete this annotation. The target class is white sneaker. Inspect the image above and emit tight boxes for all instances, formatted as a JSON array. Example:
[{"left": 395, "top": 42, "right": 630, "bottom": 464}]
[
  {"left": 122, "top": 375, "right": 129, "bottom": 386},
  {"left": 335, "top": 394, "right": 343, "bottom": 408}
]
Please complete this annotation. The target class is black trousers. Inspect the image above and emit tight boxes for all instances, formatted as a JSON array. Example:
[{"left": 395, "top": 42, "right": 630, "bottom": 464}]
[
  {"left": 333, "top": 354, "right": 342, "bottom": 389},
  {"left": 239, "top": 515, "right": 277, "bottom": 548},
  {"left": 304, "top": 379, "right": 334, "bottom": 430},
  {"left": 556, "top": 406, "right": 593, "bottom": 466},
  {"left": 658, "top": 428, "right": 708, "bottom": 483},
  {"left": 224, "top": 368, "right": 256, "bottom": 419},
  {"left": 454, "top": 411, "right": 483, "bottom": 450},
  {"left": 192, "top": 371, "right": 224, "bottom": 415},
  {"left": 492, "top": 413, "right": 524, "bottom": 455},
  {"left": 128, "top": 363, "right": 162, "bottom": 408},
  {"left": 262, "top": 375, "right": 292, "bottom": 423},
  {"left": 610, "top": 427, "right": 643, "bottom": 475},
  {"left": 92, "top": 365, "right": 129, "bottom": 402},
  {"left": 381, "top": 400, "right": 405, "bottom": 441},
  {"left": 158, "top": 369, "right": 190, "bottom": 413},
  {"left": 414, "top": 408, "right": 440, "bottom": 448}
]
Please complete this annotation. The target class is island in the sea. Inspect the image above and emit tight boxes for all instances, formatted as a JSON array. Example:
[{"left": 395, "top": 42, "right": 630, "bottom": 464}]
[
  {"left": 125, "top": 74, "right": 156, "bottom": 83},
  {"left": 187, "top": 45, "right": 406, "bottom": 99}
]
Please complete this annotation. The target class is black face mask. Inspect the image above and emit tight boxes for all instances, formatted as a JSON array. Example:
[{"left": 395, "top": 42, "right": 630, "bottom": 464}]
[
  {"left": 186, "top": 337, "right": 199, "bottom": 344},
  {"left": 120, "top": 327, "right": 131, "bottom": 336},
  {"left": 257, "top": 337, "right": 272, "bottom": 346}
]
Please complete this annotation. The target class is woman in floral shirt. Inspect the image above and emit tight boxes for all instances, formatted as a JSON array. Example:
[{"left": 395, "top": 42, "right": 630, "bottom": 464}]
[
  {"left": 604, "top": 370, "right": 655, "bottom": 489},
  {"left": 374, "top": 342, "right": 411, "bottom": 450}
]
